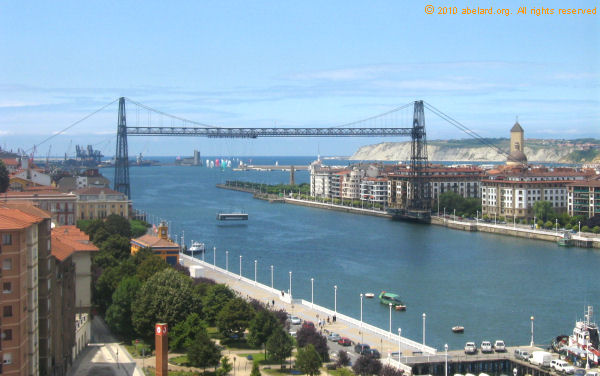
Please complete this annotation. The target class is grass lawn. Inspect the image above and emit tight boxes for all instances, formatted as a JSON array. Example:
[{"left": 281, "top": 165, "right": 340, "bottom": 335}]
[
  {"left": 220, "top": 338, "right": 257, "bottom": 350},
  {"left": 143, "top": 368, "right": 204, "bottom": 376},
  {"left": 239, "top": 352, "right": 281, "bottom": 365},
  {"left": 124, "top": 343, "right": 151, "bottom": 358},
  {"left": 262, "top": 367, "right": 302, "bottom": 376},
  {"left": 169, "top": 355, "right": 189, "bottom": 366}
]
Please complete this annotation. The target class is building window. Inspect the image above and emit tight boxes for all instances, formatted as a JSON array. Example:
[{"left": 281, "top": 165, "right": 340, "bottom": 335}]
[
  {"left": 2, "top": 258, "right": 12, "bottom": 270},
  {"left": 2, "top": 329, "right": 12, "bottom": 341},
  {"left": 2, "top": 233, "right": 11, "bottom": 245},
  {"left": 3, "top": 305, "right": 13, "bottom": 317},
  {"left": 2, "top": 282, "right": 11, "bottom": 293}
]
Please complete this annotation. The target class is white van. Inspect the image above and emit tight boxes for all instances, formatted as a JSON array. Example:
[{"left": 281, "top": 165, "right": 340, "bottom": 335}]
[{"left": 529, "top": 351, "right": 552, "bottom": 368}]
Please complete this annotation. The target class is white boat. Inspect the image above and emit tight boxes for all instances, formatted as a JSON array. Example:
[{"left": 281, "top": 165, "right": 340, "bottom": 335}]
[
  {"left": 452, "top": 326, "right": 465, "bottom": 333},
  {"left": 365, "top": 293, "right": 375, "bottom": 298},
  {"left": 188, "top": 241, "right": 205, "bottom": 255}
]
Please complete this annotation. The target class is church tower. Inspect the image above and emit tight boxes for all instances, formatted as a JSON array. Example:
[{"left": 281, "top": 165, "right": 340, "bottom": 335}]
[
  {"left": 158, "top": 220, "right": 169, "bottom": 240},
  {"left": 506, "top": 120, "right": 527, "bottom": 166}
]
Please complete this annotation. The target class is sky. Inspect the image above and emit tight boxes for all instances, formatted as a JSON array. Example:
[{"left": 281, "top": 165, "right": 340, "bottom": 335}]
[{"left": 0, "top": 1, "right": 598, "bottom": 157}]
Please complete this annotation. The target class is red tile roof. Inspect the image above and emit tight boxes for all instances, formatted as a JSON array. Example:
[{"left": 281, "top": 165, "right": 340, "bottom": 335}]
[
  {"left": 0, "top": 205, "right": 46, "bottom": 230},
  {"left": 131, "top": 233, "right": 179, "bottom": 249},
  {"left": 51, "top": 226, "right": 98, "bottom": 261},
  {"left": 0, "top": 158, "right": 19, "bottom": 166}
]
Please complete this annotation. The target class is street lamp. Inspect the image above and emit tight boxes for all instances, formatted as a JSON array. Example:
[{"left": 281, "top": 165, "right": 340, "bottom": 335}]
[
  {"left": 311, "top": 278, "right": 314, "bottom": 308},
  {"left": 422, "top": 313, "right": 426, "bottom": 345},
  {"left": 578, "top": 221, "right": 581, "bottom": 235},
  {"left": 239, "top": 255, "right": 242, "bottom": 279},
  {"left": 389, "top": 303, "right": 392, "bottom": 338},
  {"left": 530, "top": 316, "right": 535, "bottom": 346},
  {"left": 213, "top": 246, "right": 216, "bottom": 269},
  {"left": 254, "top": 260, "right": 257, "bottom": 285},
  {"left": 226, "top": 251, "right": 229, "bottom": 272},
  {"left": 334, "top": 285, "right": 338, "bottom": 314},
  {"left": 555, "top": 218, "right": 558, "bottom": 234},
  {"left": 289, "top": 271, "right": 292, "bottom": 299},
  {"left": 360, "top": 293, "right": 364, "bottom": 343},
  {"left": 270, "top": 265, "right": 274, "bottom": 289},
  {"left": 397, "top": 328, "right": 402, "bottom": 363},
  {"left": 445, "top": 344, "right": 448, "bottom": 376}
]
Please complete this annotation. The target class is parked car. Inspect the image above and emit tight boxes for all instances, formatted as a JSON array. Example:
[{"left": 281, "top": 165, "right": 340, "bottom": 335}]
[
  {"left": 327, "top": 332, "right": 341, "bottom": 342},
  {"left": 290, "top": 316, "right": 301, "bottom": 325},
  {"left": 481, "top": 341, "right": 493, "bottom": 353},
  {"left": 514, "top": 348, "right": 530, "bottom": 360},
  {"left": 551, "top": 359, "right": 574, "bottom": 374},
  {"left": 302, "top": 321, "right": 315, "bottom": 329},
  {"left": 338, "top": 337, "right": 352, "bottom": 346},
  {"left": 355, "top": 343, "right": 371, "bottom": 355},
  {"left": 464, "top": 342, "right": 477, "bottom": 355},
  {"left": 574, "top": 369, "right": 586, "bottom": 376},
  {"left": 585, "top": 372, "right": 599, "bottom": 376},
  {"left": 493, "top": 340, "right": 506, "bottom": 352},
  {"left": 366, "top": 349, "right": 381, "bottom": 359},
  {"left": 289, "top": 330, "right": 297, "bottom": 337}
]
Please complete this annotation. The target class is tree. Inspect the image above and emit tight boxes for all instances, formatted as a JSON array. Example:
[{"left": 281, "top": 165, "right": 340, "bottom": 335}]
[
  {"left": 105, "top": 276, "right": 141, "bottom": 340},
  {"left": 216, "top": 298, "right": 255, "bottom": 338},
  {"left": 93, "top": 260, "right": 136, "bottom": 314},
  {"left": 593, "top": 226, "right": 600, "bottom": 234},
  {"left": 336, "top": 350, "right": 351, "bottom": 367},
  {"left": 100, "top": 234, "right": 131, "bottom": 261},
  {"left": 380, "top": 365, "right": 404, "bottom": 376},
  {"left": 170, "top": 313, "right": 208, "bottom": 352},
  {"left": 104, "top": 214, "right": 132, "bottom": 238},
  {"left": 352, "top": 355, "right": 382, "bottom": 376},
  {"left": 296, "top": 344, "right": 322, "bottom": 376},
  {"left": 216, "top": 356, "right": 233, "bottom": 376},
  {"left": 92, "top": 227, "right": 111, "bottom": 245},
  {"left": 296, "top": 326, "right": 329, "bottom": 362},
  {"left": 582, "top": 225, "right": 590, "bottom": 233},
  {"left": 202, "top": 284, "right": 235, "bottom": 325},
  {"left": 135, "top": 253, "right": 168, "bottom": 282},
  {"left": 132, "top": 268, "right": 198, "bottom": 342},
  {"left": 247, "top": 310, "right": 281, "bottom": 356},
  {"left": 250, "top": 361, "right": 262, "bottom": 376},
  {"left": 266, "top": 328, "right": 293, "bottom": 368},
  {"left": 533, "top": 201, "right": 555, "bottom": 222},
  {"left": 187, "top": 329, "right": 221, "bottom": 370},
  {"left": 0, "top": 160, "right": 9, "bottom": 193}
]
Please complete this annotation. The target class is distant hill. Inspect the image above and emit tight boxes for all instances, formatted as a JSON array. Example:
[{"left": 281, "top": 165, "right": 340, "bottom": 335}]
[{"left": 350, "top": 138, "right": 600, "bottom": 163}]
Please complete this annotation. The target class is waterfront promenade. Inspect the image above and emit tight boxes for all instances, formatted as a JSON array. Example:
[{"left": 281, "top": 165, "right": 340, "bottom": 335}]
[{"left": 179, "top": 253, "right": 436, "bottom": 374}]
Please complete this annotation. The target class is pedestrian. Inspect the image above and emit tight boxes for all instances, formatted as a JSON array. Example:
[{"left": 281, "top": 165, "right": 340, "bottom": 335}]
[
  {"left": 327, "top": 316, "right": 330, "bottom": 324},
  {"left": 333, "top": 314, "right": 336, "bottom": 322},
  {"left": 272, "top": 299, "right": 275, "bottom": 307}
]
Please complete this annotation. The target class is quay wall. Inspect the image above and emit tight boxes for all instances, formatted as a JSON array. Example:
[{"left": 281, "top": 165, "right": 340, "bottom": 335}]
[
  {"left": 216, "top": 184, "right": 600, "bottom": 249},
  {"left": 179, "top": 253, "right": 437, "bottom": 355}
]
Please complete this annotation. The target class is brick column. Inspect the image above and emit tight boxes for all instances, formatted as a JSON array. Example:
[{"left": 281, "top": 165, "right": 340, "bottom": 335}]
[{"left": 155, "top": 323, "right": 168, "bottom": 376}]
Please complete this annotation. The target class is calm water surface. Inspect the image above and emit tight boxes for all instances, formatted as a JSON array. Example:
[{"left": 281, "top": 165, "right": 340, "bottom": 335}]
[{"left": 102, "top": 156, "right": 600, "bottom": 351}]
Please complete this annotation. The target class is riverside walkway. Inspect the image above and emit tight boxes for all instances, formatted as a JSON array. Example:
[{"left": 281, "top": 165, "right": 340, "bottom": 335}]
[{"left": 179, "top": 253, "right": 437, "bottom": 374}]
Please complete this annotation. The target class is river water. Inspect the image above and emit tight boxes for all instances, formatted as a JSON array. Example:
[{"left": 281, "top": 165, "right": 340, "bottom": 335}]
[{"left": 102, "top": 156, "right": 599, "bottom": 351}]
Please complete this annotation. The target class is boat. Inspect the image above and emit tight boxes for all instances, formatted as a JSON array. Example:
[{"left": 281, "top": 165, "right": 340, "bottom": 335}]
[
  {"left": 378, "top": 291, "right": 406, "bottom": 311},
  {"left": 557, "top": 231, "right": 574, "bottom": 247},
  {"left": 452, "top": 326, "right": 465, "bottom": 333},
  {"left": 568, "top": 306, "right": 600, "bottom": 365},
  {"left": 188, "top": 241, "right": 205, "bottom": 255},
  {"left": 365, "top": 293, "right": 375, "bottom": 298}
]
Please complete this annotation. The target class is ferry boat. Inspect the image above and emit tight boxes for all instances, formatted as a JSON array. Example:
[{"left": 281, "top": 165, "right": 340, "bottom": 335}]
[
  {"left": 217, "top": 211, "right": 249, "bottom": 221},
  {"left": 378, "top": 291, "right": 406, "bottom": 311},
  {"left": 568, "top": 306, "right": 600, "bottom": 365},
  {"left": 557, "top": 231, "right": 574, "bottom": 247}
]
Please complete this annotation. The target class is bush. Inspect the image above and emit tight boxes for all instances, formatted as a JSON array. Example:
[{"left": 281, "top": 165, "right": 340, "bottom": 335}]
[
  {"left": 593, "top": 226, "right": 600, "bottom": 234},
  {"left": 582, "top": 226, "right": 590, "bottom": 233}
]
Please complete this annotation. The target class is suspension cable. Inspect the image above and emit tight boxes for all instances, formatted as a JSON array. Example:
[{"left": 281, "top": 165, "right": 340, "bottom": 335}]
[
  {"left": 27, "top": 98, "right": 119, "bottom": 154},
  {"left": 124, "top": 97, "right": 219, "bottom": 128},
  {"left": 332, "top": 102, "right": 414, "bottom": 128}
]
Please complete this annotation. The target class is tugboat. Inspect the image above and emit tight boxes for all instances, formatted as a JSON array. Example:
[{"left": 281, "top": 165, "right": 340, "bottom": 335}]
[
  {"left": 378, "top": 291, "right": 406, "bottom": 311},
  {"left": 568, "top": 306, "right": 600, "bottom": 366}
]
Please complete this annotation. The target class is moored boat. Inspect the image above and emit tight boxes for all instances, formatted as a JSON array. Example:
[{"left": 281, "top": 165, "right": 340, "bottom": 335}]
[
  {"left": 365, "top": 293, "right": 375, "bottom": 298},
  {"left": 188, "top": 241, "right": 205, "bottom": 255},
  {"left": 378, "top": 291, "right": 406, "bottom": 311},
  {"left": 452, "top": 326, "right": 465, "bottom": 333},
  {"left": 568, "top": 306, "right": 599, "bottom": 365}
]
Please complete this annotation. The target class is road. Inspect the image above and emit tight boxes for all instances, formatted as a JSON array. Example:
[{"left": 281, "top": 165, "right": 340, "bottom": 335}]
[{"left": 67, "top": 317, "right": 144, "bottom": 376}]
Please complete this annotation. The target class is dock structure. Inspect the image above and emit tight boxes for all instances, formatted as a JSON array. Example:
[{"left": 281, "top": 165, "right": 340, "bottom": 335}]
[{"left": 179, "top": 253, "right": 434, "bottom": 375}]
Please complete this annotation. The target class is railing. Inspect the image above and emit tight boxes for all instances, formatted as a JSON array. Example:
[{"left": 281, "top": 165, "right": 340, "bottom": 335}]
[{"left": 179, "top": 253, "right": 437, "bottom": 355}]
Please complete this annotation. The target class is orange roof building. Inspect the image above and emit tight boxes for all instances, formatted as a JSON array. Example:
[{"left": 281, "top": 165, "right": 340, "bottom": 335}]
[{"left": 130, "top": 221, "right": 180, "bottom": 265}]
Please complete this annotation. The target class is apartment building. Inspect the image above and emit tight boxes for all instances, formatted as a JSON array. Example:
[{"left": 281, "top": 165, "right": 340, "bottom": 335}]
[
  {"left": 3, "top": 190, "right": 77, "bottom": 226},
  {"left": 567, "top": 179, "right": 600, "bottom": 218},
  {"left": 73, "top": 187, "right": 130, "bottom": 220}
]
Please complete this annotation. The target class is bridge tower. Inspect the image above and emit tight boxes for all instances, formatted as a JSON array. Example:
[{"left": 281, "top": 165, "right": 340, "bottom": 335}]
[
  {"left": 407, "top": 100, "right": 431, "bottom": 213},
  {"left": 114, "top": 97, "right": 130, "bottom": 198}
]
